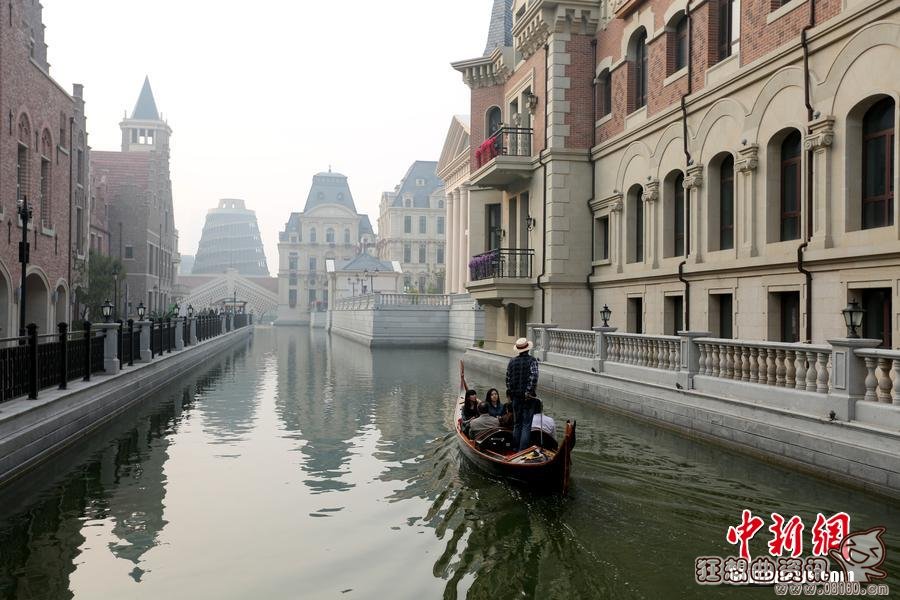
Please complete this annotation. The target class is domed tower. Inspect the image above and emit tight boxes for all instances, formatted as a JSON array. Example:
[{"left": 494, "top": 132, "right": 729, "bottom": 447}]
[{"left": 193, "top": 199, "right": 269, "bottom": 275}]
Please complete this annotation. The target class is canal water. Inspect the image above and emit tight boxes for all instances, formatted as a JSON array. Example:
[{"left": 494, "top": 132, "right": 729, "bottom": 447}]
[{"left": 0, "top": 327, "right": 898, "bottom": 599}]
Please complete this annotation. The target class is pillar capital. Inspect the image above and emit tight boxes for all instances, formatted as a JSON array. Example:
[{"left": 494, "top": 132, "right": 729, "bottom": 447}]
[
  {"left": 735, "top": 144, "right": 759, "bottom": 173},
  {"left": 684, "top": 163, "right": 704, "bottom": 190},
  {"left": 642, "top": 179, "right": 660, "bottom": 203},
  {"left": 805, "top": 116, "right": 835, "bottom": 151}
]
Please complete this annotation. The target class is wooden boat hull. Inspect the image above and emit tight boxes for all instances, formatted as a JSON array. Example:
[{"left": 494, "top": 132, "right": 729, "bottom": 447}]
[{"left": 455, "top": 399, "right": 576, "bottom": 494}]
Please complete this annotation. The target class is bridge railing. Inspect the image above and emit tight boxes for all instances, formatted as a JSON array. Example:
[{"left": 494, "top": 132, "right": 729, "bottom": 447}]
[{"left": 332, "top": 293, "right": 452, "bottom": 310}]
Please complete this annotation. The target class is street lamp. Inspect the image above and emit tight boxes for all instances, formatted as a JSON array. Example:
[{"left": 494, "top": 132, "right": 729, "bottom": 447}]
[
  {"left": 173, "top": 301, "right": 180, "bottom": 317},
  {"left": 600, "top": 304, "right": 612, "bottom": 328},
  {"left": 17, "top": 198, "right": 33, "bottom": 336},
  {"left": 137, "top": 302, "right": 146, "bottom": 320},
  {"left": 188, "top": 304, "right": 194, "bottom": 318},
  {"left": 112, "top": 264, "right": 120, "bottom": 320},
  {"left": 101, "top": 299, "right": 113, "bottom": 322},
  {"left": 842, "top": 300, "right": 865, "bottom": 339}
]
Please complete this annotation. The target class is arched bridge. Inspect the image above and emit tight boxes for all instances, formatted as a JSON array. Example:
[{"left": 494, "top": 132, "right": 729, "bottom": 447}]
[{"left": 177, "top": 270, "right": 279, "bottom": 319}]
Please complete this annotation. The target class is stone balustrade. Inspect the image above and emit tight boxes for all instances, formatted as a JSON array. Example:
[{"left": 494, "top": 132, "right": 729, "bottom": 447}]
[
  {"left": 606, "top": 332, "right": 681, "bottom": 371},
  {"left": 695, "top": 338, "right": 832, "bottom": 394},
  {"left": 547, "top": 328, "right": 595, "bottom": 358},
  {"left": 855, "top": 348, "right": 900, "bottom": 404},
  {"left": 331, "top": 293, "right": 452, "bottom": 311}
]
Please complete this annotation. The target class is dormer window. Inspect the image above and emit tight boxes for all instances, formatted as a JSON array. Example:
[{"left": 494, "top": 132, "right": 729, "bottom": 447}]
[{"left": 416, "top": 179, "right": 425, "bottom": 187}]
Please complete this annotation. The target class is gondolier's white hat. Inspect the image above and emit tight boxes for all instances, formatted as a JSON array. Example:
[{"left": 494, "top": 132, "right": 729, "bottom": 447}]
[{"left": 513, "top": 337, "right": 534, "bottom": 354}]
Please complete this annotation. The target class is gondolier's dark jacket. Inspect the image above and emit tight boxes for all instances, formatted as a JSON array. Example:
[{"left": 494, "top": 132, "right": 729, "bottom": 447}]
[{"left": 506, "top": 352, "right": 539, "bottom": 398}]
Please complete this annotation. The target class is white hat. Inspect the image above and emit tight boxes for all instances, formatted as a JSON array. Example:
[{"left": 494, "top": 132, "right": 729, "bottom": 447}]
[{"left": 513, "top": 337, "right": 534, "bottom": 354}]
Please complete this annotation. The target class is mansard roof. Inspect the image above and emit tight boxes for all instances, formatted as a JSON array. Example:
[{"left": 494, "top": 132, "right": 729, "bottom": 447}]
[
  {"left": 391, "top": 161, "right": 443, "bottom": 208},
  {"left": 132, "top": 76, "right": 161, "bottom": 121},
  {"left": 335, "top": 252, "right": 395, "bottom": 273},
  {"left": 303, "top": 170, "right": 358, "bottom": 213}
]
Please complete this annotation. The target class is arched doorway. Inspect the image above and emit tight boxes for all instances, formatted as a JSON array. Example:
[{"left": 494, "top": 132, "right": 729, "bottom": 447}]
[
  {"left": 54, "top": 284, "right": 67, "bottom": 327},
  {"left": 0, "top": 267, "right": 10, "bottom": 336},
  {"left": 24, "top": 272, "right": 49, "bottom": 333}
]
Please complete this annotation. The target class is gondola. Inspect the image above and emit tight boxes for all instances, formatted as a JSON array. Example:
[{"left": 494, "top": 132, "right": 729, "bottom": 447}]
[{"left": 454, "top": 395, "right": 576, "bottom": 495}]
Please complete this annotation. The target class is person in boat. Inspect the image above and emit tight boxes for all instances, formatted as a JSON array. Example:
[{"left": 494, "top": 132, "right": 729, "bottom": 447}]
[
  {"left": 484, "top": 388, "right": 504, "bottom": 418},
  {"left": 531, "top": 399, "right": 555, "bottom": 436},
  {"left": 498, "top": 391, "right": 514, "bottom": 428},
  {"left": 467, "top": 402, "right": 500, "bottom": 439},
  {"left": 506, "top": 337, "right": 539, "bottom": 451},
  {"left": 459, "top": 361, "right": 480, "bottom": 427}
]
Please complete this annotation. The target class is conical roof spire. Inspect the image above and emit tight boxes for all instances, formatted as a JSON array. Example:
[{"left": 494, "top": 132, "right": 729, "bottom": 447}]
[
  {"left": 484, "top": 0, "right": 513, "bottom": 56},
  {"left": 132, "top": 76, "right": 160, "bottom": 120}
]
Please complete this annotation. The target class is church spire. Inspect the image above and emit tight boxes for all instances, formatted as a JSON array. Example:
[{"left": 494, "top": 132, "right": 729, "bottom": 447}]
[
  {"left": 132, "top": 76, "right": 160, "bottom": 121},
  {"left": 484, "top": 0, "right": 513, "bottom": 56}
]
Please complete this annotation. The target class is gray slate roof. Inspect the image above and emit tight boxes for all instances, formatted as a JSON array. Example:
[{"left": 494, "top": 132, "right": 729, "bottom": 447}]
[
  {"left": 303, "top": 171, "right": 359, "bottom": 213},
  {"left": 484, "top": 0, "right": 513, "bottom": 56},
  {"left": 336, "top": 253, "right": 393, "bottom": 273},
  {"left": 132, "top": 76, "right": 161, "bottom": 120},
  {"left": 391, "top": 161, "right": 443, "bottom": 208}
]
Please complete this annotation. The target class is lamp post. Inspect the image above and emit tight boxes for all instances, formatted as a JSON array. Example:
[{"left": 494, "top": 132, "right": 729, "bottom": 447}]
[
  {"left": 137, "top": 302, "right": 146, "bottom": 320},
  {"left": 101, "top": 299, "right": 113, "bottom": 323},
  {"left": 188, "top": 304, "right": 194, "bottom": 318},
  {"left": 17, "top": 198, "right": 33, "bottom": 336},
  {"left": 348, "top": 276, "right": 356, "bottom": 296},
  {"left": 600, "top": 304, "right": 612, "bottom": 328},
  {"left": 112, "top": 264, "right": 120, "bottom": 320},
  {"left": 842, "top": 300, "right": 865, "bottom": 339}
]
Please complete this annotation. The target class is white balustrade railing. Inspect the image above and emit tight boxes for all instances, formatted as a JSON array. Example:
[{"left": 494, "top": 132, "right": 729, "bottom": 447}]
[
  {"left": 606, "top": 333, "right": 681, "bottom": 371},
  {"left": 694, "top": 338, "right": 831, "bottom": 394},
  {"left": 546, "top": 328, "right": 594, "bottom": 358},
  {"left": 377, "top": 293, "right": 451, "bottom": 306},
  {"left": 332, "top": 294, "right": 376, "bottom": 311},
  {"left": 855, "top": 348, "right": 900, "bottom": 404}
]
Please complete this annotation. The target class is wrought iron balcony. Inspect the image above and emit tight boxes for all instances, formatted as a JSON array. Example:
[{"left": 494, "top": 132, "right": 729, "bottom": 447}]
[
  {"left": 471, "top": 127, "right": 535, "bottom": 188},
  {"left": 468, "top": 248, "right": 534, "bottom": 282}
]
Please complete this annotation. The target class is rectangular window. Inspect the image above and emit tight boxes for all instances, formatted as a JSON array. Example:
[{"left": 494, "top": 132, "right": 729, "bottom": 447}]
[
  {"left": 437, "top": 216, "right": 444, "bottom": 235},
  {"left": 665, "top": 296, "right": 684, "bottom": 336},
  {"left": 403, "top": 243, "right": 411, "bottom": 263},
  {"left": 635, "top": 195, "right": 644, "bottom": 262},
  {"left": 308, "top": 289, "right": 317, "bottom": 305},
  {"left": 289, "top": 254, "right": 298, "bottom": 271},
  {"left": 418, "top": 244, "right": 426, "bottom": 263},
  {"left": 288, "top": 289, "right": 297, "bottom": 308},
  {"left": 308, "top": 257, "right": 316, "bottom": 272},
  {"left": 487, "top": 204, "right": 502, "bottom": 250},
  {"left": 674, "top": 175, "right": 686, "bottom": 257},
  {"left": 124, "top": 245, "right": 134, "bottom": 259},
  {"left": 627, "top": 297, "right": 644, "bottom": 333},
  {"left": 720, "top": 156, "right": 735, "bottom": 250},
  {"left": 675, "top": 17, "right": 688, "bottom": 71},
  {"left": 597, "top": 70, "right": 612, "bottom": 118},
  {"left": 711, "top": 293, "right": 733, "bottom": 339},
  {"left": 75, "top": 207, "right": 84, "bottom": 254},
  {"left": 419, "top": 216, "right": 427, "bottom": 234},
  {"left": 404, "top": 215, "right": 411, "bottom": 234},
  {"left": 289, "top": 275, "right": 298, "bottom": 286},
  {"left": 716, "top": 0, "right": 733, "bottom": 62},
  {"left": 437, "top": 246, "right": 444, "bottom": 264},
  {"left": 40, "top": 158, "right": 50, "bottom": 228},
  {"left": 595, "top": 216, "right": 609, "bottom": 261},
  {"left": 778, "top": 292, "right": 801, "bottom": 343},
  {"left": 862, "top": 288, "right": 892, "bottom": 348},
  {"left": 148, "top": 244, "right": 153, "bottom": 273}
]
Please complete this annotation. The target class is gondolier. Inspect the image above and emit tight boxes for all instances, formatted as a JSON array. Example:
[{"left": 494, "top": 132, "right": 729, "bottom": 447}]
[{"left": 506, "top": 337, "right": 539, "bottom": 451}]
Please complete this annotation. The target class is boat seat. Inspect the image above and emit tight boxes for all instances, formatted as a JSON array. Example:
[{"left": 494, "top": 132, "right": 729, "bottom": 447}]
[
  {"left": 475, "top": 428, "right": 516, "bottom": 453},
  {"left": 529, "top": 430, "right": 559, "bottom": 451}
]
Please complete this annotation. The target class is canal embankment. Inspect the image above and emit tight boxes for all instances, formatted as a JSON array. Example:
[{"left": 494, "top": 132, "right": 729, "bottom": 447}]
[
  {"left": 0, "top": 318, "right": 253, "bottom": 487},
  {"left": 465, "top": 325, "right": 900, "bottom": 499}
]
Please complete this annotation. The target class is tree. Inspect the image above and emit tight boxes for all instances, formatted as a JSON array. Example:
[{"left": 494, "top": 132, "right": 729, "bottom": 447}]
[{"left": 75, "top": 251, "right": 126, "bottom": 322}]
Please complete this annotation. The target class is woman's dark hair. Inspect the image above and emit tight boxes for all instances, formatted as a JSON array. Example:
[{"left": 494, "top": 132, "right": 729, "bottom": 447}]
[
  {"left": 465, "top": 389, "right": 477, "bottom": 400},
  {"left": 485, "top": 388, "right": 500, "bottom": 405}
]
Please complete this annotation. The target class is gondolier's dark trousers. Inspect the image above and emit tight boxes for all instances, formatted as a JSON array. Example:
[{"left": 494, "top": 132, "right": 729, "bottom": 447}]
[{"left": 511, "top": 394, "right": 535, "bottom": 451}]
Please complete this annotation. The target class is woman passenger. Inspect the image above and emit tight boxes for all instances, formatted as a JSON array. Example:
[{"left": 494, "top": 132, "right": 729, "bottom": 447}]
[{"left": 484, "top": 388, "right": 504, "bottom": 418}]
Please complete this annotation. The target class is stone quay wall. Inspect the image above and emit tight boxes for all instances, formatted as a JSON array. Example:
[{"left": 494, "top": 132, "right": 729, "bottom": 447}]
[
  {"left": 465, "top": 324, "right": 900, "bottom": 499},
  {"left": 0, "top": 325, "right": 253, "bottom": 487}
]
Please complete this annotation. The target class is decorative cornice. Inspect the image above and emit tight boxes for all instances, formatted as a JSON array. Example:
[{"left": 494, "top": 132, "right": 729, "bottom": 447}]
[
  {"left": 452, "top": 47, "right": 514, "bottom": 90},
  {"left": 735, "top": 144, "right": 759, "bottom": 173},
  {"left": 642, "top": 179, "right": 659, "bottom": 202},
  {"left": 805, "top": 116, "right": 836, "bottom": 151},
  {"left": 589, "top": 191, "right": 622, "bottom": 213},
  {"left": 684, "top": 163, "right": 704, "bottom": 190},
  {"left": 514, "top": 1, "right": 604, "bottom": 61}
]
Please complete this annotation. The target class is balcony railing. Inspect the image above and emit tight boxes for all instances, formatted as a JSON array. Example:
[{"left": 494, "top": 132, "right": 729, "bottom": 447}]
[
  {"left": 468, "top": 248, "right": 534, "bottom": 281},
  {"left": 475, "top": 126, "right": 534, "bottom": 169}
]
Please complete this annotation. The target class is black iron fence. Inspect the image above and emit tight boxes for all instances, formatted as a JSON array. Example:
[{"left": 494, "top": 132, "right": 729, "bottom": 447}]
[
  {"left": 475, "top": 126, "right": 534, "bottom": 168},
  {"left": 0, "top": 314, "right": 250, "bottom": 405},
  {"left": 468, "top": 248, "right": 535, "bottom": 281}
]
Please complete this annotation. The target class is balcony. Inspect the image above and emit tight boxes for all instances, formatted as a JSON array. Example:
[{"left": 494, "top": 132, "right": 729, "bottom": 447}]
[
  {"left": 470, "top": 127, "right": 535, "bottom": 189},
  {"left": 466, "top": 248, "right": 535, "bottom": 306}
]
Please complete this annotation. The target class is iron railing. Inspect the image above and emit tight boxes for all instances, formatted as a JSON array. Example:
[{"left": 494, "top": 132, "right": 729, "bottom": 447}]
[
  {"left": 475, "top": 126, "right": 534, "bottom": 169},
  {"left": 468, "top": 248, "right": 535, "bottom": 281}
]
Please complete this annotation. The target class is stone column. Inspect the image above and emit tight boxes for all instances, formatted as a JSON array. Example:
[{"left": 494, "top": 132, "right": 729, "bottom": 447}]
[
  {"left": 96, "top": 322, "right": 120, "bottom": 373},
  {"left": 642, "top": 181, "right": 659, "bottom": 269},
  {"left": 806, "top": 117, "right": 835, "bottom": 249},
  {"left": 459, "top": 185, "right": 470, "bottom": 291},
  {"left": 735, "top": 144, "right": 759, "bottom": 258},
  {"left": 609, "top": 195, "right": 623, "bottom": 274},
  {"left": 446, "top": 193, "right": 456, "bottom": 294},
  {"left": 592, "top": 325, "right": 617, "bottom": 373},
  {"left": 453, "top": 189, "right": 463, "bottom": 293},
  {"left": 827, "top": 337, "right": 881, "bottom": 420},
  {"left": 137, "top": 320, "right": 152, "bottom": 362},
  {"left": 684, "top": 164, "right": 704, "bottom": 264},
  {"left": 175, "top": 318, "right": 185, "bottom": 351},
  {"left": 189, "top": 317, "right": 198, "bottom": 345},
  {"left": 677, "top": 330, "right": 711, "bottom": 390}
]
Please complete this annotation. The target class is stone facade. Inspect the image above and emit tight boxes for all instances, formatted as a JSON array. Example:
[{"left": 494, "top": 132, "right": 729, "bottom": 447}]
[
  {"left": 92, "top": 78, "right": 179, "bottom": 319},
  {"left": 0, "top": 0, "right": 84, "bottom": 335},
  {"left": 437, "top": 116, "right": 472, "bottom": 295},
  {"left": 452, "top": 0, "right": 900, "bottom": 349},
  {"left": 376, "top": 161, "right": 447, "bottom": 293},
  {"left": 276, "top": 170, "right": 376, "bottom": 325},
  {"left": 192, "top": 199, "right": 268, "bottom": 276}
]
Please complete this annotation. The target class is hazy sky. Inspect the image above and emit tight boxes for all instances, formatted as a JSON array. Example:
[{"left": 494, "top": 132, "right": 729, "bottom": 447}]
[{"left": 42, "top": 0, "right": 489, "bottom": 274}]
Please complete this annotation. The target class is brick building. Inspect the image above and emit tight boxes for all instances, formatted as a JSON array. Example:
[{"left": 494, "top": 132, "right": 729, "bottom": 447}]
[
  {"left": 92, "top": 78, "right": 179, "bottom": 319},
  {"left": 454, "top": 0, "right": 900, "bottom": 348},
  {"left": 0, "top": 0, "right": 86, "bottom": 335},
  {"left": 376, "top": 161, "right": 447, "bottom": 293}
]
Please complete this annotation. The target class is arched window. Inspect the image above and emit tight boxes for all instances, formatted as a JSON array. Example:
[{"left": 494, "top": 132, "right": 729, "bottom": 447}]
[
  {"left": 597, "top": 68, "right": 612, "bottom": 118},
  {"left": 629, "top": 29, "right": 648, "bottom": 111},
  {"left": 310, "top": 227, "right": 317, "bottom": 243},
  {"left": 862, "top": 97, "right": 895, "bottom": 230},
  {"left": 719, "top": 155, "right": 735, "bottom": 250},
  {"left": 664, "top": 171, "right": 686, "bottom": 258},
  {"left": 486, "top": 106, "right": 502, "bottom": 137},
  {"left": 667, "top": 13, "right": 688, "bottom": 75},
  {"left": 627, "top": 184, "right": 644, "bottom": 263},
  {"left": 17, "top": 114, "right": 31, "bottom": 203},
  {"left": 780, "top": 131, "right": 802, "bottom": 241},
  {"left": 40, "top": 130, "right": 52, "bottom": 228},
  {"left": 326, "top": 228, "right": 335, "bottom": 243}
]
